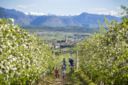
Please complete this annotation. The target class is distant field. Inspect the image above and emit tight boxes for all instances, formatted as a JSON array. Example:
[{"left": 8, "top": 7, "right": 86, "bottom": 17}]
[
  {"left": 24, "top": 28, "right": 92, "bottom": 40},
  {"left": 23, "top": 26, "right": 98, "bottom": 33},
  {"left": 27, "top": 30, "right": 91, "bottom": 40}
]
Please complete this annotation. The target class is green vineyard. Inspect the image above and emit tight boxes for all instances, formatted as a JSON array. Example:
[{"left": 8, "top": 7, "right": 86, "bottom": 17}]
[
  {"left": 77, "top": 17, "right": 128, "bottom": 85},
  {"left": 0, "top": 11, "right": 128, "bottom": 85},
  {"left": 0, "top": 19, "right": 54, "bottom": 84}
]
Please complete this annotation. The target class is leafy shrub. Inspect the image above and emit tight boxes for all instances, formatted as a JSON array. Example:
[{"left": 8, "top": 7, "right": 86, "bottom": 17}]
[
  {"left": 77, "top": 18, "right": 128, "bottom": 85},
  {"left": 0, "top": 18, "right": 53, "bottom": 85}
]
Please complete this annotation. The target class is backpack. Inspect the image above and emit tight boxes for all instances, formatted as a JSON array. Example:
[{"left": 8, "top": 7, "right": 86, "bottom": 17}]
[{"left": 62, "top": 64, "right": 66, "bottom": 70}]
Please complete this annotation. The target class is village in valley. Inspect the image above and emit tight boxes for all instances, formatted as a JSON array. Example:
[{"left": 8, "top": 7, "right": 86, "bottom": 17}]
[{"left": 36, "top": 31, "right": 91, "bottom": 55}]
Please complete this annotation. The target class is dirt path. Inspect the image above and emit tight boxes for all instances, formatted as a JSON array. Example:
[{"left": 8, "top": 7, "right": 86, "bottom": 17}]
[{"left": 37, "top": 74, "right": 68, "bottom": 85}]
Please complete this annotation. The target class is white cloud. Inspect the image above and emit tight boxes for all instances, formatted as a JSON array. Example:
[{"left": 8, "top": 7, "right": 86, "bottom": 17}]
[
  {"left": 87, "top": 8, "right": 120, "bottom": 16},
  {"left": 17, "top": 4, "right": 37, "bottom": 10},
  {"left": 17, "top": 5, "right": 27, "bottom": 9},
  {"left": 24, "top": 12, "right": 46, "bottom": 15},
  {"left": 17, "top": 5, "right": 46, "bottom": 15}
]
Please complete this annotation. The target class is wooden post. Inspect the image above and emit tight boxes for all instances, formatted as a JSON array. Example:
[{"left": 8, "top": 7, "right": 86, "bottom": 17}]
[{"left": 76, "top": 50, "right": 79, "bottom": 71}]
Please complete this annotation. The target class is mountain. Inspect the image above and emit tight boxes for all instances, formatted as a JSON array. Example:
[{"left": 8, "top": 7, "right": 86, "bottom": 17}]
[{"left": 0, "top": 7, "right": 121, "bottom": 29}]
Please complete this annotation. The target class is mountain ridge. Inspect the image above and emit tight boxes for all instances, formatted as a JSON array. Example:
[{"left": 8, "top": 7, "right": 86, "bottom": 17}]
[{"left": 0, "top": 7, "right": 121, "bottom": 28}]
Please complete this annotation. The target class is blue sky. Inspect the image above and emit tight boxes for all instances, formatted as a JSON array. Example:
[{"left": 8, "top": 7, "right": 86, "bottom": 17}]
[{"left": 0, "top": 0, "right": 127, "bottom": 16}]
